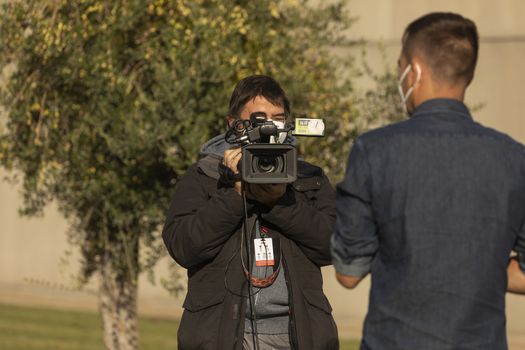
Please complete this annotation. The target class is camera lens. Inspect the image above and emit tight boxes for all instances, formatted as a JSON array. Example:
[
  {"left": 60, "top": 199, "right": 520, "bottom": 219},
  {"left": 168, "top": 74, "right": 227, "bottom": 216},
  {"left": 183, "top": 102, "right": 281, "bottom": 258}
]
[{"left": 254, "top": 155, "right": 283, "bottom": 173}]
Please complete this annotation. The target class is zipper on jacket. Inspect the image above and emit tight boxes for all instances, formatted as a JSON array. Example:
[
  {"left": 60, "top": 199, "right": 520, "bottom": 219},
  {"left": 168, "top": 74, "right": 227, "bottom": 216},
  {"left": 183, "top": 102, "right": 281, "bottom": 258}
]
[{"left": 282, "top": 254, "right": 299, "bottom": 350}]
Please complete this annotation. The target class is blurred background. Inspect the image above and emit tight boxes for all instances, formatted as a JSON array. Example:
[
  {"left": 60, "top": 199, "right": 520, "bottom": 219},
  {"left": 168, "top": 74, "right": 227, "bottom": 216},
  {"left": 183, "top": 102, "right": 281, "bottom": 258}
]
[{"left": 1, "top": 0, "right": 524, "bottom": 349}]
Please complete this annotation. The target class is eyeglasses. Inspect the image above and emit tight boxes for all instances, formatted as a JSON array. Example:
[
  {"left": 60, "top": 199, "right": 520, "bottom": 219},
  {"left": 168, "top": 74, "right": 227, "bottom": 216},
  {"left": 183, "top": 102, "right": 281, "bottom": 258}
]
[{"left": 249, "top": 111, "right": 287, "bottom": 124}]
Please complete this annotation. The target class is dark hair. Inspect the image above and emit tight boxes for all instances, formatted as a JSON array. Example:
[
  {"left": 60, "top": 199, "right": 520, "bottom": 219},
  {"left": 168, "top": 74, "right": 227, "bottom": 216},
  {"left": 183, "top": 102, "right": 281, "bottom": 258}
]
[
  {"left": 402, "top": 12, "right": 479, "bottom": 85},
  {"left": 228, "top": 75, "right": 290, "bottom": 119}
]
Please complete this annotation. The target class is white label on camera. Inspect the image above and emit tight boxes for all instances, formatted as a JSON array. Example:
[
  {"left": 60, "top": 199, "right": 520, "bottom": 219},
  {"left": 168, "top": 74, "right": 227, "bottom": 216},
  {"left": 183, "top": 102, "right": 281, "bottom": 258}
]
[{"left": 293, "top": 118, "right": 325, "bottom": 136}]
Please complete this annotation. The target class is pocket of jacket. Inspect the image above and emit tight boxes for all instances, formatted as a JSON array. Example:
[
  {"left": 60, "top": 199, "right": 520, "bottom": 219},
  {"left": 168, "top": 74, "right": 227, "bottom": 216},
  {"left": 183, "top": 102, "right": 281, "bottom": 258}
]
[
  {"left": 183, "top": 270, "right": 226, "bottom": 312},
  {"left": 292, "top": 176, "right": 322, "bottom": 202}
]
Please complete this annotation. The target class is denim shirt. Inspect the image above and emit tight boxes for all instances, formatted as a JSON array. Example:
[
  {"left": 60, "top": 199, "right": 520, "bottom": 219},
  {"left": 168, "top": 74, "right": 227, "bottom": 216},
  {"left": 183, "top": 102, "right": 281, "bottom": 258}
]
[{"left": 331, "top": 98, "right": 525, "bottom": 350}]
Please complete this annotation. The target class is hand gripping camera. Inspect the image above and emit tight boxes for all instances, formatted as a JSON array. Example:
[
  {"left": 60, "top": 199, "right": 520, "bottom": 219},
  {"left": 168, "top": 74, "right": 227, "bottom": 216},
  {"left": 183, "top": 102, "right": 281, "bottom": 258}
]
[{"left": 225, "top": 112, "right": 325, "bottom": 184}]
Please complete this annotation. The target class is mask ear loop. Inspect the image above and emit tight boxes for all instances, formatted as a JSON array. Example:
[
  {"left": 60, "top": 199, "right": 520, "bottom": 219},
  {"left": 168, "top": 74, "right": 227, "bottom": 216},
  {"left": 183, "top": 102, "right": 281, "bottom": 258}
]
[
  {"left": 399, "top": 64, "right": 412, "bottom": 85},
  {"left": 398, "top": 63, "right": 422, "bottom": 114},
  {"left": 398, "top": 64, "right": 411, "bottom": 104},
  {"left": 404, "top": 63, "right": 422, "bottom": 102}
]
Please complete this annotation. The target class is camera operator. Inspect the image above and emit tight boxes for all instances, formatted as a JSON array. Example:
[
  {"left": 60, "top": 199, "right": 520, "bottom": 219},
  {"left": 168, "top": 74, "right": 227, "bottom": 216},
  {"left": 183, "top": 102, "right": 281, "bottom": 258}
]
[
  {"left": 163, "top": 75, "right": 338, "bottom": 350},
  {"left": 331, "top": 12, "right": 525, "bottom": 350}
]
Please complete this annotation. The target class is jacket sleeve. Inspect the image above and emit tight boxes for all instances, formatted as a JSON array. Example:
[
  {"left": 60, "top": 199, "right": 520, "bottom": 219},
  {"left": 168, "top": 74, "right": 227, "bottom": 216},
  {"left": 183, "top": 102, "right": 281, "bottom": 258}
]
[
  {"left": 162, "top": 165, "right": 245, "bottom": 268},
  {"left": 330, "top": 139, "right": 378, "bottom": 277},
  {"left": 260, "top": 172, "right": 336, "bottom": 267}
]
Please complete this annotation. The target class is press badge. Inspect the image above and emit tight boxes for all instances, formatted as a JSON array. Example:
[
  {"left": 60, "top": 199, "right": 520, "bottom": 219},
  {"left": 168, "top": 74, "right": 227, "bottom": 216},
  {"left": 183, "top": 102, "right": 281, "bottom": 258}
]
[{"left": 254, "top": 238, "right": 275, "bottom": 266}]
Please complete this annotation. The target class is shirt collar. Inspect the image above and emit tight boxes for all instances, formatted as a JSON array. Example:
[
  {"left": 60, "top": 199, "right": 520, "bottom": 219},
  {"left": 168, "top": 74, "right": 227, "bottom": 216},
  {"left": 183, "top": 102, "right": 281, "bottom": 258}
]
[{"left": 411, "top": 98, "right": 472, "bottom": 120}]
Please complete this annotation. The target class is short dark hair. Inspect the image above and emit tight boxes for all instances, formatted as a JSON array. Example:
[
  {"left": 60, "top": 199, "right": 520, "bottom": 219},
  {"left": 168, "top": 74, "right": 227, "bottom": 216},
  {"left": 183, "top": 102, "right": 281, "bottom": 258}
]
[
  {"left": 228, "top": 75, "right": 290, "bottom": 119},
  {"left": 402, "top": 12, "right": 479, "bottom": 85}
]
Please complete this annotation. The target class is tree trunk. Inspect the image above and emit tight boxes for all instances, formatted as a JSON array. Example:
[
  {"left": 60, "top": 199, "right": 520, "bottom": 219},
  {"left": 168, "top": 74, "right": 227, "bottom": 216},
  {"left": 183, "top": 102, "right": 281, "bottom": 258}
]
[{"left": 99, "top": 252, "right": 139, "bottom": 350}]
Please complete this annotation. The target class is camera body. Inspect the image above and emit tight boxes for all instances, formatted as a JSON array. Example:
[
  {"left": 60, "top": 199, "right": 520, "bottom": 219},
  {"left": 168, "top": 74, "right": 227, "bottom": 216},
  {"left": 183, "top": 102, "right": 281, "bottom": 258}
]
[
  {"left": 225, "top": 112, "right": 325, "bottom": 184},
  {"left": 240, "top": 143, "right": 297, "bottom": 184},
  {"left": 226, "top": 112, "right": 297, "bottom": 184}
]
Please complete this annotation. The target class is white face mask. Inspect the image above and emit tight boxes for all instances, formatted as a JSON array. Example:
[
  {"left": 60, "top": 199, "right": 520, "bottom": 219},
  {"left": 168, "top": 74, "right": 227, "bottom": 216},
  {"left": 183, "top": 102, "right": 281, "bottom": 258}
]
[
  {"left": 398, "top": 63, "right": 421, "bottom": 115},
  {"left": 269, "top": 120, "right": 287, "bottom": 144}
]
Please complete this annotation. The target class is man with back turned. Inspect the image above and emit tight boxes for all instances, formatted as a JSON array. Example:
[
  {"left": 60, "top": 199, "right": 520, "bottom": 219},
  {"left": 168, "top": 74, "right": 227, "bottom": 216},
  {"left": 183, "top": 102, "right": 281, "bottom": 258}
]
[{"left": 331, "top": 12, "right": 525, "bottom": 350}]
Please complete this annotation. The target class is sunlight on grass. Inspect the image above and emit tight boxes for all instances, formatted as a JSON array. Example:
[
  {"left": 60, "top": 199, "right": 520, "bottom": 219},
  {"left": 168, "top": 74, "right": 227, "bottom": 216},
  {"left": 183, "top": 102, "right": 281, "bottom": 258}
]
[{"left": 0, "top": 303, "right": 359, "bottom": 349}]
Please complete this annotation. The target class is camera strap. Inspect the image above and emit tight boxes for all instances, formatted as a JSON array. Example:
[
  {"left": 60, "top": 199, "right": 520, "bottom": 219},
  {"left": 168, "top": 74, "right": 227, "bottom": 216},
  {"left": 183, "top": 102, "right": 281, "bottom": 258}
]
[{"left": 218, "top": 161, "right": 241, "bottom": 185}]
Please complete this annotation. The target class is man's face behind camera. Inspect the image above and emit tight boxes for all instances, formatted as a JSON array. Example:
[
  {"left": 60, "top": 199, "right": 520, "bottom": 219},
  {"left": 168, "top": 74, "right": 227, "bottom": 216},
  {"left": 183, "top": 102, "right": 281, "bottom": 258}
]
[{"left": 228, "top": 95, "right": 287, "bottom": 125}]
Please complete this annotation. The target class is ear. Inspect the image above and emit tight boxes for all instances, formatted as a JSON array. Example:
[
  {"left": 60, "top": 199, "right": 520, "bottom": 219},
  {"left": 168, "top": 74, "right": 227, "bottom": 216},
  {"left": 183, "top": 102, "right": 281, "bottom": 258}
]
[
  {"left": 411, "top": 58, "right": 423, "bottom": 85},
  {"left": 226, "top": 115, "right": 237, "bottom": 129}
]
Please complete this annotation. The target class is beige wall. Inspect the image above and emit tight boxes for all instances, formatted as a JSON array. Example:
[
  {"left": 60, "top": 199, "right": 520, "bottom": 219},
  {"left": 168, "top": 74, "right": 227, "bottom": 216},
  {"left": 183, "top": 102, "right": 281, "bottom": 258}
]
[
  {"left": 1, "top": 0, "right": 524, "bottom": 347},
  {"left": 347, "top": 0, "right": 525, "bottom": 144},
  {"left": 0, "top": 173, "right": 185, "bottom": 318}
]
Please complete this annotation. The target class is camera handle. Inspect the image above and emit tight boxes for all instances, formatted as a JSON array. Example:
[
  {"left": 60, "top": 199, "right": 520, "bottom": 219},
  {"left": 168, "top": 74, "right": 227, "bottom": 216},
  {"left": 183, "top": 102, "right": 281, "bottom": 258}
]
[{"left": 225, "top": 118, "right": 295, "bottom": 145}]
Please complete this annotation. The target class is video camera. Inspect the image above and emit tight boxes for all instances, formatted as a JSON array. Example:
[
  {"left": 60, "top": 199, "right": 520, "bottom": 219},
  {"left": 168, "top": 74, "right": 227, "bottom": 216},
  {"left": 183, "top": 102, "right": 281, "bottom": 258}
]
[{"left": 225, "top": 112, "right": 325, "bottom": 184}]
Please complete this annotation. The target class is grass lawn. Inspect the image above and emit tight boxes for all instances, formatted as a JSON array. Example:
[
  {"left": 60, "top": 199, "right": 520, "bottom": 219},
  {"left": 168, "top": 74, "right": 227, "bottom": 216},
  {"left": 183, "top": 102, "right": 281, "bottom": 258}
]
[{"left": 0, "top": 303, "right": 359, "bottom": 349}]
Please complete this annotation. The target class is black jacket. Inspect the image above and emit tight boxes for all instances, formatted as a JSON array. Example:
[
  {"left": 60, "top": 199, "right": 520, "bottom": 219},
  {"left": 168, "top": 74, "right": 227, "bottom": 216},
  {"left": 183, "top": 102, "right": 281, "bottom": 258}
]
[{"left": 162, "top": 155, "right": 339, "bottom": 349}]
